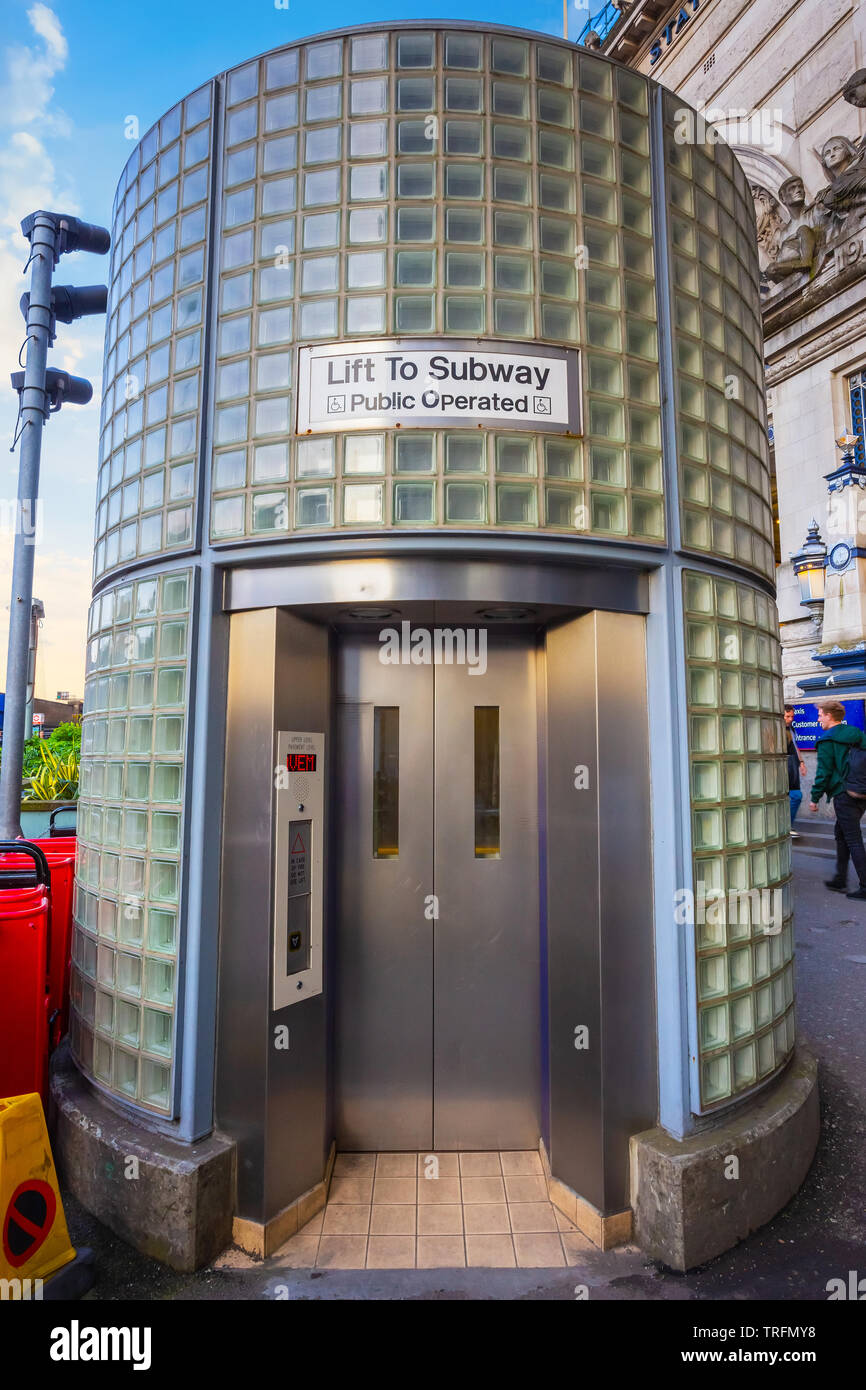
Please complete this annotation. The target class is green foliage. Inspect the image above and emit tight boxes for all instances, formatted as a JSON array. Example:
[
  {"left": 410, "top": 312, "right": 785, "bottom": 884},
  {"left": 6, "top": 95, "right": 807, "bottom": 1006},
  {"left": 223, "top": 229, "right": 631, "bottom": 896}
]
[
  {"left": 21, "top": 733, "right": 44, "bottom": 777},
  {"left": 26, "top": 740, "right": 80, "bottom": 802}
]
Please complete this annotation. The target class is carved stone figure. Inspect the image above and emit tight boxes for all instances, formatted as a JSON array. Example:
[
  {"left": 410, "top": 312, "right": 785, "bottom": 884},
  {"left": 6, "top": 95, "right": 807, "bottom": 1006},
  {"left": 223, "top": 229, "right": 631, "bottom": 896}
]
[
  {"left": 815, "top": 134, "right": 866, "bottom": 228},
  {"left": 751, "top": 183, "right": 784, "bottom": 265},
  {"left": 763, "top": 176, "right": 818, "bottom": 280}
]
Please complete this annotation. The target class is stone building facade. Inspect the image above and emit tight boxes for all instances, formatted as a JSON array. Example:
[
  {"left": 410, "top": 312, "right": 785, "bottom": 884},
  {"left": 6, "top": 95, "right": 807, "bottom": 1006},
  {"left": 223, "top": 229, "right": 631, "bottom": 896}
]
[{"left": 593, "top": 0, "right": 866, "bottom": 710}]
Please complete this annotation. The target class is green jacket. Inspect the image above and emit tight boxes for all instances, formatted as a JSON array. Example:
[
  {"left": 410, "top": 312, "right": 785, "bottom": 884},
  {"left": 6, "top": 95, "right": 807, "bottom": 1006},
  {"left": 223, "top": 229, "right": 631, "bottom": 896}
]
[{"left": 810, "top": 722, "right": 866, "bottom": 803}]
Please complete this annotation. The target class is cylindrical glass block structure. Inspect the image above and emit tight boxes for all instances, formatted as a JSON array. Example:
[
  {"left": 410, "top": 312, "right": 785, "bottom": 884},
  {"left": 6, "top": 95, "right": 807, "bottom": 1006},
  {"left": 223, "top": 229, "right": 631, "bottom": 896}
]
[{"left": 69, "top": 21, "right": 791, "bottom": 1207}]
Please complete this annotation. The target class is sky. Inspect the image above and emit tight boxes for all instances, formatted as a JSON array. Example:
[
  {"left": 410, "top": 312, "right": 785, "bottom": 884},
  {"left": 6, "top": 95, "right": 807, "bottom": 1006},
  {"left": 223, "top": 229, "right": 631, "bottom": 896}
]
[{"left": 0, "top": 0, "right": 591, "bottom": 699}]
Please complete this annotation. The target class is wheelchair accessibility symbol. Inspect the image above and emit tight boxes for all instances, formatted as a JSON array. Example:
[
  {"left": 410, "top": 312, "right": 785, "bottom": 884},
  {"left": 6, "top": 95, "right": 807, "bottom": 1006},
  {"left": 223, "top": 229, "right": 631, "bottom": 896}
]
[
  {"left": 327, "top": 395, "right": 346, "bottom": 413},
  {"left": 533, "top": 396, "right": 552, "bottom": 415}
]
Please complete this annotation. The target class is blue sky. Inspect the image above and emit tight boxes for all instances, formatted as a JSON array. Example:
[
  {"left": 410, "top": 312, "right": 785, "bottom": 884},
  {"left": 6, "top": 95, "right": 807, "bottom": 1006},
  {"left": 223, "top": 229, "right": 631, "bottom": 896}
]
[{"left": 0, "top": 0, "right": 590, "bottom": 695}]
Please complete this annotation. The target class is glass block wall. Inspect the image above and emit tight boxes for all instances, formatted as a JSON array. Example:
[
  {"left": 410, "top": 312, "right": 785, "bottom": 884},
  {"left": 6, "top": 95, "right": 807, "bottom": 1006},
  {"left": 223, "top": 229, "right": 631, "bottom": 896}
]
[
  {"left": 94, "top": 29, "right": 671, "bottom": 569},
  {"left": 683, "top": 569, "right": 794, "bottom": 1108},
  {"left": 78, "top": 25, "right": 783, "bottom": 1122},
  {"left": 70, "top": 570, "right": 192, "bottom": 1113},
  {"left": 95, "top": 86, "right": 213, "bottom": 584},
  {"left": 662, "top": 91, "right": 775, "bottom": 584}
]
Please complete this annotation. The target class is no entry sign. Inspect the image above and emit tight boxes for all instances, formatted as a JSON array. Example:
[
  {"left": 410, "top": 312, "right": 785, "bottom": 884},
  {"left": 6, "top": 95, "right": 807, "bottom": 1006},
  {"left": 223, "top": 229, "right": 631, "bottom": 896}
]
[{"left": 2, "top": 1178, "right": 56, "bottom": 1267}]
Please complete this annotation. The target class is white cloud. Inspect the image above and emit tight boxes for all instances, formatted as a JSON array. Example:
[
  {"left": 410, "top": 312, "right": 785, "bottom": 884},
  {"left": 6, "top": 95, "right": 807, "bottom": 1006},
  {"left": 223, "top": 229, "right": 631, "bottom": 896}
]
[{"left": 28, "top": 4, "right": 67, "bottom": 67}]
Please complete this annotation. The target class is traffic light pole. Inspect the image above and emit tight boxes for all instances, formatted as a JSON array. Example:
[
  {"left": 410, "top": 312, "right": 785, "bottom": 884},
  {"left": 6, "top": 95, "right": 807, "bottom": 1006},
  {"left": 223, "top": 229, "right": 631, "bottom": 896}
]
[{"left": 0, "top": 212, "right": 57, "bottom": 838}]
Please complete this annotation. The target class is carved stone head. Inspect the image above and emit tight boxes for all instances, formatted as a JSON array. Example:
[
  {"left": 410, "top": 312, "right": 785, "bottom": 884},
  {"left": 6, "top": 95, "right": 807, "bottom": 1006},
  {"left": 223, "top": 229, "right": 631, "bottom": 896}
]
[
  {"left": 843, "top": 69, "right": 866, "bottom": 108},
  {"left": 821, "top": 135, "right": 859, "bottom": 176},
  {"left": 778, "top": 175, "right": 806, "bottom": 209}
]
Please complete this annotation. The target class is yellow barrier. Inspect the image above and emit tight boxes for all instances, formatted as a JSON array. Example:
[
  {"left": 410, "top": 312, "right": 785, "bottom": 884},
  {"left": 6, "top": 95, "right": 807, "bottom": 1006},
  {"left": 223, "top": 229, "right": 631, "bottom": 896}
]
[{"left": 0, "top": 1092, "right": 76, "bottom": 1284}]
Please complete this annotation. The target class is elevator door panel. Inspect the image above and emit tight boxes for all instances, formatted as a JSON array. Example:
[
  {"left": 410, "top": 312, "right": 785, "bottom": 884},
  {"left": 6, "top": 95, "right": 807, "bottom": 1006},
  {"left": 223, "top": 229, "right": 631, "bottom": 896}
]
[
  {"left": 335, "top": 642, "right": 434, "bottom": 1150},
  {"left": 434, "top": 642, "right": 540, "bottom": 1150},
  {"left": 334, "top": 633, "right": 540, "bottom": 1151}
]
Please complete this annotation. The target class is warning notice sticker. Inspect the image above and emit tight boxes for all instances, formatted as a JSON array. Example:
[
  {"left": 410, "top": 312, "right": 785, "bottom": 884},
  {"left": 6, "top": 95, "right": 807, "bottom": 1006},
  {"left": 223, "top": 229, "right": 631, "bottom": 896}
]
[{"left": 298, "top": 339, "right": 580, "bottom": 435}]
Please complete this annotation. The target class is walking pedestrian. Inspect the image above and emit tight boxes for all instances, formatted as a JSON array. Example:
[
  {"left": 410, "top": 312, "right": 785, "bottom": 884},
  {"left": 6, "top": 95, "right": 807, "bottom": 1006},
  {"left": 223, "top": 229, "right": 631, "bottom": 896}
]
[
  {"left": 784, "top": 704, "right": 806, "bottom": 839},
  {"left": 808, "top": 699, "right": 866, "bottom": 899}
]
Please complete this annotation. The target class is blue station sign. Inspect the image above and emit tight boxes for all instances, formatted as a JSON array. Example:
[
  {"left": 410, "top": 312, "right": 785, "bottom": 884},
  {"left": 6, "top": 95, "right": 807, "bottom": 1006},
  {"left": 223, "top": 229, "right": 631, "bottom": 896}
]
[{"left": 788, "top": 700, "right": 866, "bottom": 749}]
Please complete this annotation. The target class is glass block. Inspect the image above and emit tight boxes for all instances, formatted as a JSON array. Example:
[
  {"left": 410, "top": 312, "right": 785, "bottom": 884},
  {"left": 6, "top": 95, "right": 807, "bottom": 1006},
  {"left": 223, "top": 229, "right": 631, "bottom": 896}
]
[
  {"left": 545, "top": 440, "right": 581, "bottom": 479},
  {"left": 445, "top": 297, "right": 485, "bottom": 332},
  {"left": 351, "top": 34, "right": 388, "bottom": 72},
  {"left": 343, "top": 482, "right": 383, "bottom": 524},
  {"left": 296, "top": 486, "right": 333, "bottom": 528},
  {"left": 446, "top": 435, "right": 486, "bottom": 473},
  {"left": 397, "top": 33, "right": 434, "bottom": 68},
  {"left": 700, "top": 1003, "right": 728, "bottom": 1051},
  {"left": 395, "top": 295, "right": 434, "bottom": 331},
  {"left": 496, "top": 484, "right": 537, "bottom": 526},
  {"left": 496, "top": 437, "right": 535, "bottom": 475},
  {"left": 590, "top": 491, "right": 626, "bottom": 533},
  {"left": 398, "top": 208, "right": 436, "bottom": 242},
  {"left": 691, "top": 762, "right": 720, "bottom": 801},
  {"left": 141, "top": 1057, "right": 171, "bottom": 1109},
  {"left": 296, "top": 436, "right": 334, "bottom": 477},
  {"left": 212, "top": 494, "right": 244, "bottom": 537},
  {"left": 396, "top": 434, "right": 434, "bottom": 472},
  {"left": 117, "top": 951, "right": 142, "bottom": 997},
  {"left": 349, "top": 208, "right": 387, "bottom": 244},
  {"left": 445, "top": 482, "right": 487, "bottom": 523},
  {"left": 445, "top": 33, "right": 481, "bottom": 69},
  {"left": 145, "top": 958, "right": 175, "bottom": 1007},
  {"left": 393, "top": 481, "right": 436, "bottom": 523},
  {"left": 491, "top": 37, "right": 527, "bottom": 75},
  {"left": 344, "top": 435, "right": 385, "bottom": 475},
  {"left": 546, "top": 488, "right": 585, "bottom": 529},
  {"left": 265, "top": 92, "right": 298, "bottom": 132},
  {"left": 345, "top": 294, "right": 386, "bottom": 334},
  {"left": 702, "top": 1052, "right": 731, "bottom": 1103},
  {"left": 698, "top": 954, "right": 727, "bottom": 1000},
  {"left": 153, "top": 764, "right": 182, "bottom": 801}
]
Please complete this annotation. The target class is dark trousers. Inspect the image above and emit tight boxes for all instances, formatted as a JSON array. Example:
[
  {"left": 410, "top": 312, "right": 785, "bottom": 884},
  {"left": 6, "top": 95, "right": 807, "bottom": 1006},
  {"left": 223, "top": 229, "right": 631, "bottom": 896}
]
[{"left": 833, "top": 792, "right": 866, "bottom": 887}]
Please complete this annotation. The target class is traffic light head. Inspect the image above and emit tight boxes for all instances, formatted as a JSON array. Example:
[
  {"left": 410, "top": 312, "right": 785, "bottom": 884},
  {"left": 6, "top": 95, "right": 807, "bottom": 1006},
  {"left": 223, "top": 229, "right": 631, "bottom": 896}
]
[
  {"left": 20, "top": 211, "right": 110, "bottom": 258},
  {"left": 10, "top": 367, "right": 93, "bottom": 415}
]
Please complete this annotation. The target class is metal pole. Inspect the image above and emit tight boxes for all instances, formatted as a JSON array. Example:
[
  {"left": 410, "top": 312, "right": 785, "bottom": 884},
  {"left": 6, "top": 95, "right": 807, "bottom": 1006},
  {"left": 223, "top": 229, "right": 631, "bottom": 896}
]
[
  {"left": 24, "top": 599, "right": 43, "bottom": 738},
  {"left": 564, "top": 0, "right": 569, "bottom": 40},
  {"left": 0, "top": 212, "right": 55, "bottom": 838}
]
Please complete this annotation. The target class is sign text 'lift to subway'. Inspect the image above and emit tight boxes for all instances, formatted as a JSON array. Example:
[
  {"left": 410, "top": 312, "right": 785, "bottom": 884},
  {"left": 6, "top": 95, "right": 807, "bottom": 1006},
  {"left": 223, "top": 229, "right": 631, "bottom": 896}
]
[{"left": 297, "top": 339, "right": 581, "bottom": 435}]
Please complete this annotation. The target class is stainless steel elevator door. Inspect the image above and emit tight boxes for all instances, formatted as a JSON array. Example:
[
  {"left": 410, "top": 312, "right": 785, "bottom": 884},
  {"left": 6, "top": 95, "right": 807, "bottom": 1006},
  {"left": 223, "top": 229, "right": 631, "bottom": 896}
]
[{"left": 335, "top": 632, "right": 540, "bottom": 1152}]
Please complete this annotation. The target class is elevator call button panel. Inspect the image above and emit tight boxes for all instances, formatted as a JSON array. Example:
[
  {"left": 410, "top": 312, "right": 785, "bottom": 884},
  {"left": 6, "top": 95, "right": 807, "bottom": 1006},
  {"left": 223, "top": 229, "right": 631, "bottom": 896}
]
[{"left": 273, "top": 731, "right": 324, "bottom": 1009}]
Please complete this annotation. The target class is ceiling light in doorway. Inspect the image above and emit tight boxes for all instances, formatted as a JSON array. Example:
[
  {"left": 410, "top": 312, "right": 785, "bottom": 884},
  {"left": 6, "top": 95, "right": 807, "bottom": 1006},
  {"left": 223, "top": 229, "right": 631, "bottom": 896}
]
[
  {"left": 475, "top": 605, "right": 537, "bottom": 621},
  {"left": 340, "top": 606, "right": 401, "bottom": 621}
]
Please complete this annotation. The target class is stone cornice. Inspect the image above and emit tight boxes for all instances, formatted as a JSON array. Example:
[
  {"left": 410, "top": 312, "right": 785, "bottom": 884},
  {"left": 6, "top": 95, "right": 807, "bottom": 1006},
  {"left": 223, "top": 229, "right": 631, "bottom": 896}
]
[{"left": 765, "top": 301, "right": 866, "bottom": 387}]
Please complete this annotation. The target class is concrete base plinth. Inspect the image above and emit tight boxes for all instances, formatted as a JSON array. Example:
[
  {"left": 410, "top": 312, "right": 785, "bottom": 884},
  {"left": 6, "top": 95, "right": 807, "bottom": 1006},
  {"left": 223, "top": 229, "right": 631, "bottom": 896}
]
[
  {"left": 630, "top": 1047, "right": 819, "bottom": 1271},
  {"left": 50, "top": 1044, "right": 236, "bottom": 1273}
]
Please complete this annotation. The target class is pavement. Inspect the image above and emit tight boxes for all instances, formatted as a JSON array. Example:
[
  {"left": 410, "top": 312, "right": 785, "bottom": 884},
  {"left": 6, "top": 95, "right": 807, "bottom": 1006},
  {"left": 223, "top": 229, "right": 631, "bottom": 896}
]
[{"left": 61, "top": 822, "right": 866, "bottom": 1301}]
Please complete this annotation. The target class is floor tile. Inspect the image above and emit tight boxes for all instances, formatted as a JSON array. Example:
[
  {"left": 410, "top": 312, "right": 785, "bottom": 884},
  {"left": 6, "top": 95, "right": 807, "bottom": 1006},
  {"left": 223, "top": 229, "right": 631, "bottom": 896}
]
[
  {"left": 463, "top": 1202, "right": 510, "bottom": 1235},
  {"left": 504, "top": 1175, "right": 549, "bottom": 1204},
  {"left": 458, "top": 1151, "right": 502, "bottom": 1177},
  {"left": 461, "top": 1175, "right": 506, "bottom": 1204},
  {"left": 417, "top": 1152, "right": 459, "bottom": 1178},
  {"left": 376, "top": 1152, "right": 418, "bottom": 1177},
  {"left": 271, "top": 1233, "right": 320, "bottom": 1268},
  {"left": 417, "top": 1235, "right": 466, "bottom": 1268},
  {"left": 466, "top": 1234, "right": 516, "bottom": 1267},
  {"left": 499, "top": 1150, "right": 543, "bottom": 1177},
  {"left": 514, "top": 1233, "right": 566, "bottom": 1268},
  {"left": 298, "top": 1209, "right": 324, "bottom": 1236},
  {"left": 561, "top": 1230, "right": 595, "bottom": 1264},
  {"left": 316, "top": 1235, "right": 367, "bottom": 1269},
  {"left": 370, "top": 1204, "right": 416, "bottom": 1236},
  {"left": 417, "top": 1204, "right": 464, "bottom": 1235},
  {"left": 332, "top": 1153, "right": 376, "bottom": 1177},
  {"left": 328, "top": 1173, "right": 374, "bottom": 1204},
  {"left": 372, "top": 1175, "right": 417, "bottom": 1204},
  {"left": 554, "top": 1208, "right": 577, "bottom": 1232},
  {"left": 508, "top": 1202, "right": 558, "bottom": 1233},
  {"left": 366, "top": 1236, "right": 416, "bottom": 1269},
  {"left": 417, "top": 1176, "right": 462, "bottom": 1204},
  {"left": 322, "top": 1203, "right": 371, "bottom": 1236}
]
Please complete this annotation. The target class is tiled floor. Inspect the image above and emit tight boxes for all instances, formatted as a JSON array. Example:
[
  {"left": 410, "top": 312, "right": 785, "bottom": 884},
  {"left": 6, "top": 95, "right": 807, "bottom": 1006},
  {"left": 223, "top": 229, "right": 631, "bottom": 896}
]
[{"left": 274, "top": 1151, "right": 594, "bottom": 1269}]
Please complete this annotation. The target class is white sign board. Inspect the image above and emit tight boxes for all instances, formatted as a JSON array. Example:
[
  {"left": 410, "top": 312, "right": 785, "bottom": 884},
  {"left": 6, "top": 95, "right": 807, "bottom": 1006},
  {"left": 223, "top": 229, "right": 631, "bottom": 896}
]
[
  {"left": 32, "top": 712, "right": 45, "bottom": 725},
  {"left": 297, "top": 339, "right": 580, "bottom": 435}
]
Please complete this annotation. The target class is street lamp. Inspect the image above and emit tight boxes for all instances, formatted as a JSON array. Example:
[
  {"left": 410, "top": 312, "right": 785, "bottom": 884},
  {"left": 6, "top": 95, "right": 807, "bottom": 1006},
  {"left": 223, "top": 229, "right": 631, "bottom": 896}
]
[{"left": 790, "top": 518, "right": 827, "bottom": 610}]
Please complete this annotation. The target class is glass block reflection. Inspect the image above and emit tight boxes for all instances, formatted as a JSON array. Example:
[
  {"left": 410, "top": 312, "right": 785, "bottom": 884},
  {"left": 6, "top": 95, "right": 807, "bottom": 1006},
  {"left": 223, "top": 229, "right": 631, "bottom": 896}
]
[
  {"left": 70, "top": 569, "right": 192, "bottom": 1115},
  {"left": 663, "top": 94, "right": 775, "bottom": 583},
  {"left": 683, "top": 570, "right": 794, "bottom": 1109}
]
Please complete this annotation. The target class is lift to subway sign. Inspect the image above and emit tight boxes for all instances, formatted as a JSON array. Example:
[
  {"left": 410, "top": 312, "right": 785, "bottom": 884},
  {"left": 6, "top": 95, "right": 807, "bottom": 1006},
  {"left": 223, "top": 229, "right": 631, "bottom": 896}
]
[{"left": 297, "top": 341, "right": 579, "bottom": 434}]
